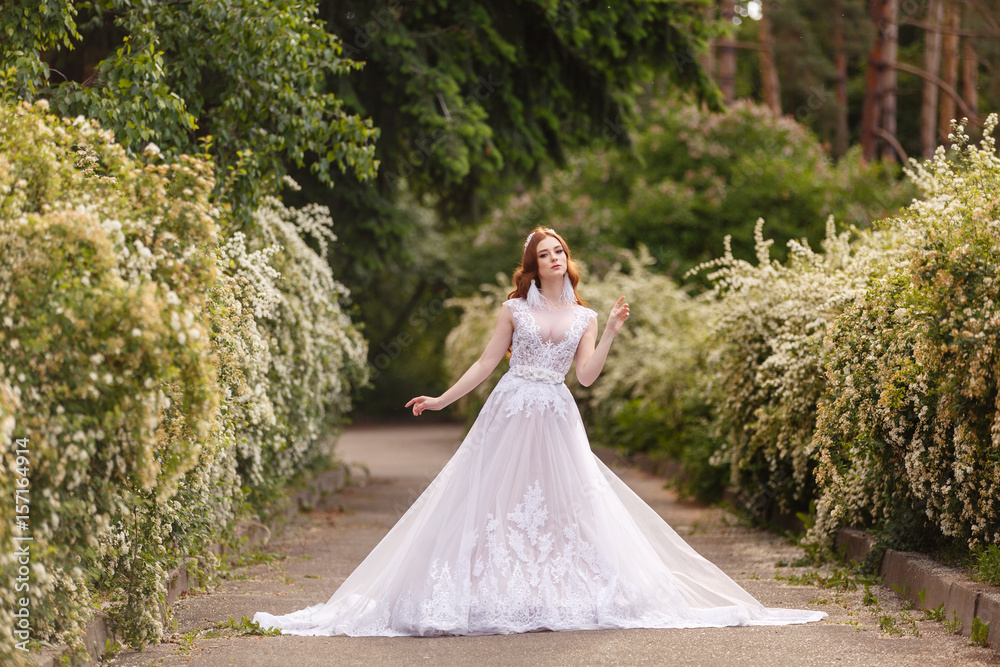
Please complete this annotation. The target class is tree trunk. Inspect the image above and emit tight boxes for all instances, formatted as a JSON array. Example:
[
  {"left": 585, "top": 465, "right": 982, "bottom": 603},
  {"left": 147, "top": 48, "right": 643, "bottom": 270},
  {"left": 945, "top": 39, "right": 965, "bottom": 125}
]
[
  {"left": 833, "top": 0, "right": 850, "bottom": 157},
  {"left": 717, "top": 0, "right": 737, "bottom": 104},
  {"left": 922, "top": 0, "right": 943, "bottom": 157},
  {"left": 861, "top": 0, "right": 889, "bottom": 160},
  {"left": 701, "top": 5, "right": 716, "bottom": 89},
  {"left": 962, "top": 37, "right": 978, "bottom": 123},
  {"left": 758, "top": 3, "right": 781, "bottom": 114},
  {"left": 881, "top": 0, "right": 899, "bottom": 162},
  {"left": 939, "top": 0, "right": 961, "bottom": 142}
]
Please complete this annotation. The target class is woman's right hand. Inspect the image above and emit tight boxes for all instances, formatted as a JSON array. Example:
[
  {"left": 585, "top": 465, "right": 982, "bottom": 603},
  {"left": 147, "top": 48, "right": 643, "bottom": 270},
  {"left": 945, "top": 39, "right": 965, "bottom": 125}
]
[{"left": 405, "top": 396, "right": 443, "bottom": 417}]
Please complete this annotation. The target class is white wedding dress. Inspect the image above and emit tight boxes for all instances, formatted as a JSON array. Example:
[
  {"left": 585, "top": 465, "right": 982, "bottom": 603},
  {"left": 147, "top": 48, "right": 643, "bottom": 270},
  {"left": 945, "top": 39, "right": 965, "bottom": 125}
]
[{"left": 254, "top": 279, "right": 826, "bottom": 636}]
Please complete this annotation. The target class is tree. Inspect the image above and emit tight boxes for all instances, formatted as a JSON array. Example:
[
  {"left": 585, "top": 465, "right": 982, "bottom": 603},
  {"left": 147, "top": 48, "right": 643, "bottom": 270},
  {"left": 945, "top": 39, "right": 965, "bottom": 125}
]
[
  {"left": 3, "top": 0, "right": 380, "bottom": 216},
  {"left": 716, "top": 0, "right": 738, "bottom": 104},
  {"left": 921, "top": 0, "right": 944, "bottom": 158},
  {"left": 861, "top": 0, "right": 890, "bottom": 160},
  {"left": 938, "top": 0, "right": 961, "bottom": 143},
  {"left": 832, "top": 0, "right": 850, "bottom": 156},
  {"left": 880, "top": 0, "right": 899, "bottom": 162},
  {"left": 758, "top": 2, "right": 781, "bottom": 114}
]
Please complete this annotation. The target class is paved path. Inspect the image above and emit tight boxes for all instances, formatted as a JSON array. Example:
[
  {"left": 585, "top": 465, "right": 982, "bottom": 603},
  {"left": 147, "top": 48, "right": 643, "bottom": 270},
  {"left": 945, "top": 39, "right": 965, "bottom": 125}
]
[{"left": 110, "top": 424, "right": 998, "bottom": 666}]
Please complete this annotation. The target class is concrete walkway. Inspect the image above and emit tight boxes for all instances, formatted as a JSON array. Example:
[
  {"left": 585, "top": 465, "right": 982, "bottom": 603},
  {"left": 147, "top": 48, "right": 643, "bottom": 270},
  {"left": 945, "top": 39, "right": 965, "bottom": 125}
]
[{"left": 109, "top": 424, "right": 998, "bottom": 666}]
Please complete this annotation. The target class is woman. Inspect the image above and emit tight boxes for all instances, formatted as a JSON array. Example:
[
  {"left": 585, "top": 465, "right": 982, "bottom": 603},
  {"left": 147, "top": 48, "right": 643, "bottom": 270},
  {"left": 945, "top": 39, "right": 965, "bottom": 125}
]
[{"left": 254, "top": 227, "right": 826, "bottom": 636}]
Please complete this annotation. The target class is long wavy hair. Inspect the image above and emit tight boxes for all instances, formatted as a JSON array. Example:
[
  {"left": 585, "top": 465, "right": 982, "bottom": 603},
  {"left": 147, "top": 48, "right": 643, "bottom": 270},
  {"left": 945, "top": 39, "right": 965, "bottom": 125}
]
[{"left": 507, "top": 227, "right": 588, "bottom": 307}]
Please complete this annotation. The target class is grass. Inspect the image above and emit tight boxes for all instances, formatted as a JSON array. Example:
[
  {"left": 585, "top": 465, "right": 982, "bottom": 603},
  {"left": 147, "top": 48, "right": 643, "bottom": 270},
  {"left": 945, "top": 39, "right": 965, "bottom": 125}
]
[
  {"left": 774, "top": 566, "right": 881, "bottom": 591},
  {"left": 973, "top": 545, "right": 1000, "bottom": 586},
  {"left": 917, "top": 589, "right": 946, "bottom": 621},
  {"left": 204, "top": 616, "right": 281, "bottom": 637},
  {"left": 969, "top": 617, "right": 991, "bottom": 648},
  {"left": 176, "top": 631, "right": 199, "bottom": 654},
  {"left": 944, "top": 609, "right": 963, "bottom": 635}
]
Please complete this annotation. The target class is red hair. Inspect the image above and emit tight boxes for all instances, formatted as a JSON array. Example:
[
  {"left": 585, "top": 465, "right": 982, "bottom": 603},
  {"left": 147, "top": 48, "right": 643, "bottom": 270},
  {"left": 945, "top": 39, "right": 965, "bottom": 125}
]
[{"left": 507, "top": 227, "right": 588, "bottom": 306}]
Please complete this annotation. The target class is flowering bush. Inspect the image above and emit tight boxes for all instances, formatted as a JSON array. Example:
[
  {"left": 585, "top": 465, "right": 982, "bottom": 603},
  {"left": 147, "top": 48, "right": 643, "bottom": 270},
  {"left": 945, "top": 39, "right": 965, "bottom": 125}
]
[
  {"left": 0, "top": 101, "right": 366, "bottom": 663},
  {"left": 809, "top": 116, "right": 1000, "bottom": 551},
  {"left": 236, "top": 194, "right": 369, "bottom": 505},
  {"left": 688, "top": 218, "right": 902, "bottom": 523},
  {"left": 0, "top": 99, "right": 220, "bottom": 659},
  {"left": 454, "top": 99, "right": 912, "bottom": 290}
]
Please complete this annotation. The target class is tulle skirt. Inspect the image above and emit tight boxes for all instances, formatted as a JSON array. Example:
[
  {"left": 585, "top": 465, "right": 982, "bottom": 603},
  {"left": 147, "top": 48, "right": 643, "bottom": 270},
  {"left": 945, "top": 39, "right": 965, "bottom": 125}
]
[{"left": 253, "top": 373, "right": 826, "bottom": 636}]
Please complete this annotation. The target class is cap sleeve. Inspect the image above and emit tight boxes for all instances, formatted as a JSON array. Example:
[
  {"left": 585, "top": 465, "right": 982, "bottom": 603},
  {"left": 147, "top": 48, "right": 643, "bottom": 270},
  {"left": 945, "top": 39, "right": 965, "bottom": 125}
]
[{"left": 585, "top": 307, "right": 598, "bottom": 323}]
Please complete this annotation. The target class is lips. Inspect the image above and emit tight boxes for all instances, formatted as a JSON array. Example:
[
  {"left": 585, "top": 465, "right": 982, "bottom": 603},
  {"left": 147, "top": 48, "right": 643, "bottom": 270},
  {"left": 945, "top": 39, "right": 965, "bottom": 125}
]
[{"left": 551, "top": 265, "right": 561, "bottom": 270}]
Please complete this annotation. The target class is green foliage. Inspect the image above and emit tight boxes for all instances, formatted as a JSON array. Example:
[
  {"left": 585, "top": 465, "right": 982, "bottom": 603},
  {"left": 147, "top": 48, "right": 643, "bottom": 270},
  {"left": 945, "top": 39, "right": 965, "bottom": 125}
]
[
  {"left": 459, "top": 99, "right": 912, "bottom": 292},
  {"left": 0, "top": 102, "right": 366, "bottom": 661},
  {"left": 0, "top": 99, "right": 221, "bottom": 660},
  {"left": 296, "top": 0, "right": 726, "bottom": 415},
  {"left": 688, "top": 216, "right": 900, "bottom": 525},
  {"left": 973, "top": 545, "right": 1000, "bottom": 586},
  {"left": 922, "top": 601, "right": 946, "bottom": 622},
  {"left": 945, "top": 609, "right": 964, "bottom": 635},
  {"left": 774, "top": 566, "right": 880, "bottom": 591},
  {"left": 445, "top": 102, "right": 913, "bottom": 511},
  {"left": 322, "top": 0, "right": 721, "bottom": 216},
  {"left": 3, "top": 0, "right": 379, "bottom": 215},
  {"left": 0, "top": 0, "right": 80, "bottom": 100},
  {"left": 215, "top": 615, "right": 281, "bottom": 637},
  {"left": 970, "top": 617, "right": 991, "bottom": 648},
  {"left": 810, "top": 116, "right": 1000, "bottom": 551}
]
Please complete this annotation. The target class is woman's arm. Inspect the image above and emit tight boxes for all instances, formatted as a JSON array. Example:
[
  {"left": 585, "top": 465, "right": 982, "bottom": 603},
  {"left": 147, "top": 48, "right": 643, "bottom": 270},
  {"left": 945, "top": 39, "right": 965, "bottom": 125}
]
[
  {"left": 406, "top": 303, "right": 515, "bottom": 416},
  {"left": 575, "top": 296, "right": 629, "bottom": 387}
]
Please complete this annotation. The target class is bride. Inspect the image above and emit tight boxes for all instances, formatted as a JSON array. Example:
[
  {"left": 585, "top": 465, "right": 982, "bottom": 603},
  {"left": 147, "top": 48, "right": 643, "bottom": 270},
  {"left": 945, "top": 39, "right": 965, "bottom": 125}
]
[{"left": 253, "top": 227, "right": 826, "bottom": 636}]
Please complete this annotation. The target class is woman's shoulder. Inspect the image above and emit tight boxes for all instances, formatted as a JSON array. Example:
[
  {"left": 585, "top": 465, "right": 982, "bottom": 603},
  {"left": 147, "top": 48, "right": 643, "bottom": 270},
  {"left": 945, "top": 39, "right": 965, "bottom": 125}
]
[
  {"left": 578, "top": 304, "right": 598, "bottom": 321},
  {"left": 502, "top": 296, "right": 526, "bottom": 309}
]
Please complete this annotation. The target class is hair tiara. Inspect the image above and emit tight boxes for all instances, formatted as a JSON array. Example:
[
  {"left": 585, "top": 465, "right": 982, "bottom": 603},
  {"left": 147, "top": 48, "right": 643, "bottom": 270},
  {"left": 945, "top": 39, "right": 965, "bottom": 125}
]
[{"left": 524, "top": 228, "right": 556, "bottom": 251}]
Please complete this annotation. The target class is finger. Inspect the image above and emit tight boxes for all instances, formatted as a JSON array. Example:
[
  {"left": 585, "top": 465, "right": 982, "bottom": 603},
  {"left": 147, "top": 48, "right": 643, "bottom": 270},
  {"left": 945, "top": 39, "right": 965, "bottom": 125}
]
[{"left": 615, "top": 296, "right": 625, "bottom": 307}]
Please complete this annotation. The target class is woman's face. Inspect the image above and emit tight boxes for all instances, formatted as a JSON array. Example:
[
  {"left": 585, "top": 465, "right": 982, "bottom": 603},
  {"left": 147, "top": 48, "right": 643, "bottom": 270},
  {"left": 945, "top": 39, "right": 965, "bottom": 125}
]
[{"left": 535, "top": 235, "right": 567, "bottom": 280}]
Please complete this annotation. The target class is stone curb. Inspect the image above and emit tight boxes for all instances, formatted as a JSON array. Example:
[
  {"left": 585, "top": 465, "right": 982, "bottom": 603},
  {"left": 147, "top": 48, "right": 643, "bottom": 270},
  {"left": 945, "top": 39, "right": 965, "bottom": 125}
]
[
  {"left": 32, "top": 461, "right": 369, "bottom": 667},
  {"left": 593, "top": 449, "right": 998, "bottom": 652},
  {"left": 836, "top": 527, "right": 999, "bottom": 650}
]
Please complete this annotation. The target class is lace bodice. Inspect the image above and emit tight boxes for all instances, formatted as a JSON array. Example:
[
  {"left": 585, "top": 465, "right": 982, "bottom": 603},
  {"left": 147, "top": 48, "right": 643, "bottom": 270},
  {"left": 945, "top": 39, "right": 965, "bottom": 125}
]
[{"left": 503, "top": 297, "right": 598, "bottom": 382}]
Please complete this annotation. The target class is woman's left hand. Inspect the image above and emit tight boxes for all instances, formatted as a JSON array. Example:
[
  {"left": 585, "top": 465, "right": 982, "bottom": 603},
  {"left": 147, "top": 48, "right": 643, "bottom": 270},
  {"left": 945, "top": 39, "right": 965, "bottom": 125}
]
[{"left": 606, "top": 296, "right": 630, "bottom": 335}]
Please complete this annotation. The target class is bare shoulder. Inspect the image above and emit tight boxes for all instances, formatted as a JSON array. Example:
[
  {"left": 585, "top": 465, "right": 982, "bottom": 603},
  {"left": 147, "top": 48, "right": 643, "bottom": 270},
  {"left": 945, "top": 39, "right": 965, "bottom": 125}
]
[{"left": 498, "top": 301, "right": 516, "bottom": 323}]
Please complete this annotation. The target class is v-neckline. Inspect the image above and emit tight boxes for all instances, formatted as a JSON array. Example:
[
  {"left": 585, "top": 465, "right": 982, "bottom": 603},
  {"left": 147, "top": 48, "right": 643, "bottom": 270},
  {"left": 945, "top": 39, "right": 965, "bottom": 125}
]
[{"left": 524, "top": 305, "right": 579, "bottom": 347}]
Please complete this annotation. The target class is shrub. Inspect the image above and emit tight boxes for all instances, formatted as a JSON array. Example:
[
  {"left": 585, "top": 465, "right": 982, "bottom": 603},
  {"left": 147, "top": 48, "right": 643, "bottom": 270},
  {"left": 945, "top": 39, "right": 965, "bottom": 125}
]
[
  {"left": 689, "top": 216, "right": 902, "bottom": 524},
  {"left": 809, "top": 115, "right": 1000, "bottom": 550},
  {"left": 0, "top": 101, "right": 367, "bottom": 662},
  {"left": 454, "top": 99, "right": 912, "bottom": 290},
  {"left": 0, "top": 100, "right": 220, "bottom": 660}
]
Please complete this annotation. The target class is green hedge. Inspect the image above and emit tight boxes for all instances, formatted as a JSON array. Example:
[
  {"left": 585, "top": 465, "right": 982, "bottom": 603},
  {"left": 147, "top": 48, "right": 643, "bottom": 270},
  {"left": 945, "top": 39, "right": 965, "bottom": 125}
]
[
  {"left": 0, "top": 101, "right": 367, "bottom": 663},
  {"left": 810, "top": 117, "right": 1000, "bottom": 551}
]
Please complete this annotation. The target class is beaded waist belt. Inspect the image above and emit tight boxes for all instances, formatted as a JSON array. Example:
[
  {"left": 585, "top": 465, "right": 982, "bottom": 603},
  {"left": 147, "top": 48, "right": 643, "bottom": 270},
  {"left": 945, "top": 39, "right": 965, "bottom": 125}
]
[{"left": 508, "top": 365, "right": 564, "bottom": 384}]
